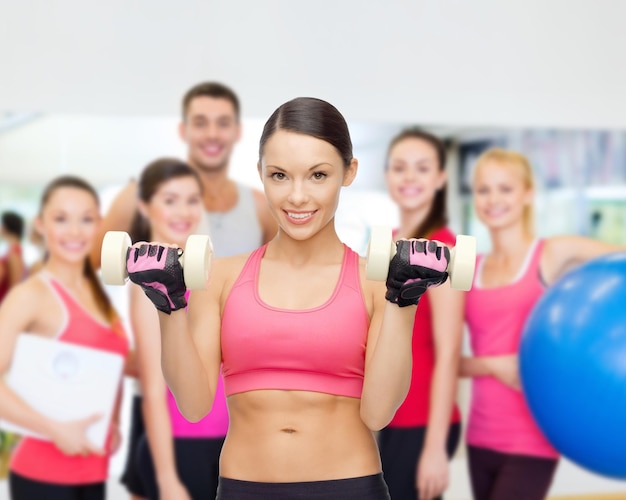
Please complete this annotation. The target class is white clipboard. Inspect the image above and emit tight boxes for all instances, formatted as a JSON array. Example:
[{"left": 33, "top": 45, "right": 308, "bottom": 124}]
[{"left": 0, "top": 334, "right": 124, "bottom": 449}]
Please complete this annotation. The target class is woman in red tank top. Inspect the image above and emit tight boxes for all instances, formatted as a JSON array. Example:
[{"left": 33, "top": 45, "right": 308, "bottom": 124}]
[
  {"left": 0, "top": 176, "right": 128, "bottom": 500},
  {"left": 460, "top": 148, "right": 625, "bottom": 500},
  {"left": 0, "top": 211, "right": 26, "bottom": 303},
  {"left": 378, "top": 129, "right": 464, "bottom": 500}
]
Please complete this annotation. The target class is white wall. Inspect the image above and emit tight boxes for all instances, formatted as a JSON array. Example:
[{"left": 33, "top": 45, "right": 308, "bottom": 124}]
[
  {"left": 0, "top": 114, "right": 401, "bottom": 190},
  {"left": 2, "top": 0, "right": 626, "bottom": 129}
]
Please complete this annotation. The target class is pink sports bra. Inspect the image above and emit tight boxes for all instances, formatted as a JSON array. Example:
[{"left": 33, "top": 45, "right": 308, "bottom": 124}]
[{"left": 221, "top": 244, "right": 370, "bottom": 398}]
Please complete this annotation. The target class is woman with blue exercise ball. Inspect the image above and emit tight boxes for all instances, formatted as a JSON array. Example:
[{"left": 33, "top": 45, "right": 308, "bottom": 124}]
[{"left": 459, "top": 148, "right": 624, "bottom": 500}]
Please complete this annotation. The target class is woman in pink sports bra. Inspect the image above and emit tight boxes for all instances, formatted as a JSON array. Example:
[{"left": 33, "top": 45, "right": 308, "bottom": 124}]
[
  {"left": 125, "top": 97, "right": 452, "bottom": 500},
  {"left": 127, "top": 158, "right": 229, "bottom": 500},
  {"left": 461, "top": 148, "right": 624, "bottom": 500},
  {"left": 0, "top": 176, "right": 129, "bottom": 500}
]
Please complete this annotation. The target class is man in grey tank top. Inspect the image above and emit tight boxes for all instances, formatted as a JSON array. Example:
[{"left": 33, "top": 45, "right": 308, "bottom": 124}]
[{"left": 92, "top": 81, "right": 276, "bottom": 266}]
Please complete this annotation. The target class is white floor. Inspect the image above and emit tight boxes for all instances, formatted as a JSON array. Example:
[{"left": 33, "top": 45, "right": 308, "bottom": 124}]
[
  {"left": 0, "top": 478, "right": 128, "bottom": 500},
  {"left": 2, "top": 456, "right": 625, "bottom": 500}
]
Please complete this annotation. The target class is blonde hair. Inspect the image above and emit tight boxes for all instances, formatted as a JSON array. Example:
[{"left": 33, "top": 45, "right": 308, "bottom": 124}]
[{"left": 473, "top": 148, "right": 535, "bottom": 234}]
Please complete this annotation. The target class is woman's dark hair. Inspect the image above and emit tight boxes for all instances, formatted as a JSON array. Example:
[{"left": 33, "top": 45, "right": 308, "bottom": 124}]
[
  {"left": 1, "top": 211, "right": 25, "bottom": 239},
  {"left": 386, "top": 128, "right": 448, "bottom": 239},
  {"left": 39, "top": 175, "right": 118, "bottom": 326},
  {"left": 129, "top": 158, "right": 203, "bottom": 243},
  {"left": 259, "top": 97, "right": 353, "bottom": 167}
]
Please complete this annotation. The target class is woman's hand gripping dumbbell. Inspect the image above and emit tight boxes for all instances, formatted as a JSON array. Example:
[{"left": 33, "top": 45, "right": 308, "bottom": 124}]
[
  {"left": 100, "top": 231, "right": 213, "bottom": 314},
  {"left": 366, "top": 227, "right": 476, "bottom": 306}
]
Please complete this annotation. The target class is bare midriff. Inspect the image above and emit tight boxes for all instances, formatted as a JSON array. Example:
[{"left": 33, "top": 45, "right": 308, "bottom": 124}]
[{"left": 220, "top": 390, "right": 381, "bottom": 482}]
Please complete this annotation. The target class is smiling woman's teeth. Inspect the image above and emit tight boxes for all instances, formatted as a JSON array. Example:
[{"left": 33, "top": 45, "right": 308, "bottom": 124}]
[{"left": 288, "top": 212, "right": 313, "bottom": 219}]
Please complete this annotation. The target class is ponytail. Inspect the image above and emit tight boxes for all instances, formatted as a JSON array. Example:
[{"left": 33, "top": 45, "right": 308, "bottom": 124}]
[{"left": 84, "top": 258, "right": 119, "bottom": 326}]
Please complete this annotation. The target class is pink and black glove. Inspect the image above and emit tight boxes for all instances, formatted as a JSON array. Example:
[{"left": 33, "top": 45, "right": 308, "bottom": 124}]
[
  {"left": 126, "top": 244, "right": 187, "bottom": 314},
  {"left": 385, "top": 239, "right": 450, "bottom": 307}
]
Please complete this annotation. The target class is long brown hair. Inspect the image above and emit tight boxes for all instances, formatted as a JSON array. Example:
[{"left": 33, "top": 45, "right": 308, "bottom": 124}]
[
  {"left": 129, "top": 158, "right": 203, "bottom": 243},
  {"left": 40, "top": 175, "right": 119, "bottom": 325},
  {"left": 386, "top": 128, "right": 448, "bottom": 239}
]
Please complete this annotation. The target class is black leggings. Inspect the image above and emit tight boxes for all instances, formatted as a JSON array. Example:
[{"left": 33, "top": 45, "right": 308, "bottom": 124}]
[
  {"left": 9, "top": 471, "right": 105, "bottom": 500},
  {"left": 217, "top": 473, "right": 390, "bottom": 500},
  {"left": 120, "top": 395, "right": 147, "bottom": 497},
  {"left": 468, "top": 445, "right": 559, "bottom": 500},
  {"left": 136, "top": 432, "right": 225, "bottom": 500},
  {"left": 378, "top": 423, "right": 461, "bottom": 500}
]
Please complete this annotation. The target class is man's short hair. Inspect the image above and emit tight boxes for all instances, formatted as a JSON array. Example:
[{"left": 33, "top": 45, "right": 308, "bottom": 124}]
[{"left": 182, "top": 82, "right": 240, "bottom": 121}]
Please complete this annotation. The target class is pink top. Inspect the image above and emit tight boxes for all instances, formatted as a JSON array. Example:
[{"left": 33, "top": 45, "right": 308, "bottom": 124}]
[
  {"left": 464, "top": 239, "right": 558, "bottom": 458},
  {"left": 166, "top": 290, "right": 229, "bottom": 437},
  {"left": 221, "top": 244, "right": 369, "bottom": 398},
  {"left": 166, "top": 374, "right": 228, "bottom": 438},
  {"left": 11, "top": 273, "right": 129, "bottom": 484}
]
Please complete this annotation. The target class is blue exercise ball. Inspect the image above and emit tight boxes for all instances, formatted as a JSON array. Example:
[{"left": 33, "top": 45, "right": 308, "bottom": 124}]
[{"left": 520, "top": 252, "right": 626, "bottom": 479}]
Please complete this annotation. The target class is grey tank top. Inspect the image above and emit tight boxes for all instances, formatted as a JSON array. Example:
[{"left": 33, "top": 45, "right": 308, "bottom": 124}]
[{"left": 195, "top": 183, "right": 263, "bottom": 258}]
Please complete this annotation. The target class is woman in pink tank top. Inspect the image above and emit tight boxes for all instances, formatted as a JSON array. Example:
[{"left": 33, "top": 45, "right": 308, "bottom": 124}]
[
  {"left": 461, "top": 148, "right": 625, "bottom": 500},
  {"left": 379, "top": 129, "right": 464, "bottom": 500},
  {"left": 0, "top": 176, "right": 128, "bottom": 500},
  {"left": 125, "top": 98, "right": 453, "bottom": 500},
  {"left": 125, "top": 158, "right": 229, "bottom": 500}
]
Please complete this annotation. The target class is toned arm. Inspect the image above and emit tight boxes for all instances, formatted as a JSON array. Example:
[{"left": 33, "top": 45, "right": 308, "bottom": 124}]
[
  {"left": 421, "top": 281, "right": 464, "bottom": 452},
  {"left": 0, "top": 280, "right": 58, "bottom": 437},
  {"left": 542, "top": 235, "right": 626, "bottom": 285},
  {"left": 360, "top": 261, "right": 417, "bottom": 431},
  {"left": 157, "top": 258, "right": 228, "bottom": 422}
]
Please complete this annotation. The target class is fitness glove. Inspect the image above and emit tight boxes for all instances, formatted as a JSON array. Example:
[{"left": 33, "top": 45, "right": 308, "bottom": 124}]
[
  {"left": 385, "top": 239, "right": 450, "bottom": 307},
  {"left": 126, "top": 244, "right": 187, "bottom": 314}
]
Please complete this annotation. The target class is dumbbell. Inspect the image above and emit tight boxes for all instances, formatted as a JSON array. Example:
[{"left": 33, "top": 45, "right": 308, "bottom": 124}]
[
  {"left": 366, "top": 226, "right": 476, "bottom": 291},
  {"left": 100, "top": 231, "right": 213, "bottom": 290}
]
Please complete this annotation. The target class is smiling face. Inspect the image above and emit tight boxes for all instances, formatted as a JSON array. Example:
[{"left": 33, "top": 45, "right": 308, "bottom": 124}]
[
  {"left": 179, "top": 96, "right": 241, "bottom": 174},
  {"left": 258, "top": 130, "right": 357, "bottom": 241},
  {"left": 139, "top": 175, "right": 203, "bottom": 247},
  {"left": 472, "top": 159, "right": 534, "bottom": 231},
  {"left": 36, "top": 186, "right": 101, "bottom": 265},
  {"left": 385, "top": 137, "right": 446, "bottom": 213}
]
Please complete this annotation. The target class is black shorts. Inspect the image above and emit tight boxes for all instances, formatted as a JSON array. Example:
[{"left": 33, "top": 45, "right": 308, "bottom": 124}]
[
  {"left": 9, "top": 471, "right": 105, "bottom": 500},
  {"left": 119, "top": 395, "right": 146, "bottom": 497},
  {"left": 378, "top": 422, "right": 461, "bottom": 500},
  {"left": 137, "top": 432, "right": 225, "bottom": 500},
  {"left": 468, "top": 445, "right": 558, "bottom": 500},
  {"left": 216, "top": 473, "right": 390, "bottom": 500}
]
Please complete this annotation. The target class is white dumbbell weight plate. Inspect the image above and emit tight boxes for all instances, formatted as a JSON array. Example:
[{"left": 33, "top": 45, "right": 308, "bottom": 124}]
[
  {"left": 101, "top": 231, "right": 132, "bottom": 286},
  {"left": 448, "top": 234, "right": 476, "bottom": 291},
  {"left": 366, "top": 226, "right": 395, "bottom": 281},
  {"left": 182, "top": 235, "right": 213, "bottom": 290}
]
